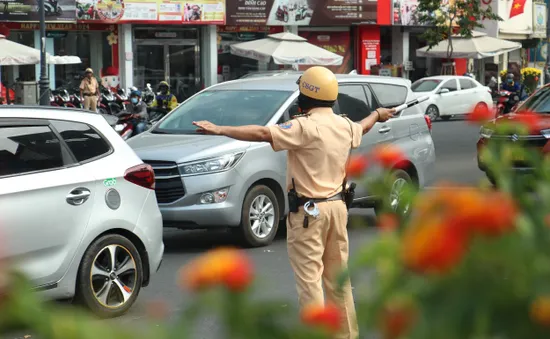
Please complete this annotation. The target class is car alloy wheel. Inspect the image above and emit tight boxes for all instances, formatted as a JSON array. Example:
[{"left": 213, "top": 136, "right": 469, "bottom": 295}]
[
  {"left": 389, "top": 177, "right": 410, "bottom": 215},
  {"left": 91, "top": 244, "right": 137, "bottom": 308},
  {"left": 249, "top": 194, "right": 276, "bottom": 239},
  {"left": 426, "top": 105, "right": 439, "bottom": 121},
  {"left": 75, "top": 234, "right": 143, "bottom": 318}
]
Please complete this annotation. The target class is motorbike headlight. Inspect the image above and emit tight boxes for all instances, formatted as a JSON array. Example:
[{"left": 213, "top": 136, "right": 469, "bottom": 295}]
[
  {"left": 480, "top": 126, "right": 494, "bottom": 138},
  {"left": 179, "top": 152, "right": 245, "bottom": 176},
  {"left": 541, "top": 129, "right": 550, "bottom": 139}
]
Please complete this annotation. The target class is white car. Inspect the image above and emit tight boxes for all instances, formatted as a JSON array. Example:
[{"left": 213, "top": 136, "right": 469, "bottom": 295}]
[
  {"left": 0, "top": 106, "right": 164, "bottom": 318},
  {"left": 411, "top": 76, "right": 493, "bottom": 121}
]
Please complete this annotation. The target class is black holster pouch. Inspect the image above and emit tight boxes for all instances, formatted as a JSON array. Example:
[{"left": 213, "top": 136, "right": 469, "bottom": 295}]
[
  {"left": 288, "top": 178, "right": 299, "bottom": 213},
  {"left": 342, "top": 182, "right": 356, "bottom": 210}
]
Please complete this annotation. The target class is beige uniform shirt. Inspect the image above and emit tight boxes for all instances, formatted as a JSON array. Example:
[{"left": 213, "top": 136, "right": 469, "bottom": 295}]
[
  {"left": 79, "top": 77, "right": 99, "bottom": 95},
  {"left": 268, "top": 107, "right": 363, "bottom": 198}
]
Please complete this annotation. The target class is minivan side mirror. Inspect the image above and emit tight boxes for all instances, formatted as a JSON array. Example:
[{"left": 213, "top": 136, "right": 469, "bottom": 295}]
[{"left": 438, "top": 88, "right": 450, "bottom": 94}]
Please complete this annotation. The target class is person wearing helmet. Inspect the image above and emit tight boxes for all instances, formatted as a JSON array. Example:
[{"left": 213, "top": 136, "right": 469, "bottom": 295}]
[
  {"left": 151, "top": 80, "right": 178, "bottom": 111},
  {"left": 79, "top": 68, "right": 100, "bottom": 111},
  {"left": 127, "top": 89, "right": 149, "bottom": 135},
  {"left": 502, "top": 73, "right": 521, "bottom": 93},
  {"left": 193, "top": 66, "right": 395, "bottom": 339}
]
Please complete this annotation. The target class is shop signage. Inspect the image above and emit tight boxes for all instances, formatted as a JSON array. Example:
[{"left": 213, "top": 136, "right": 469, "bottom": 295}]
[
  {"left": 75, "top": 0, "right": 225, "bottom": 24},
  {"left": 392, "top": 0, "right": 461, "bottom": 26},
  {"left": 46, "top": 31, "right": 68, "bottom": 38},
  {"left": 298, "top": 31, "right": 352, "bottom": 73},
  {"left": 8, "top": 22, "right": 117, "bottom": 31},
  {"left": 532, "top": 0, "right": 547, "bottom": 38},
  {"left": 0, "top": 0, "right": 77, "bottom": 22},
  {"left": 225, "top": 0, "right": 377, "bottom": 26}
]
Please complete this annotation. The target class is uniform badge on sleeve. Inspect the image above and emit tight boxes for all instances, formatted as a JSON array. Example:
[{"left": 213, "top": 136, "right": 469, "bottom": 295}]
[{"left": 278, "top": 121, "right": 293, "bottom": 129}]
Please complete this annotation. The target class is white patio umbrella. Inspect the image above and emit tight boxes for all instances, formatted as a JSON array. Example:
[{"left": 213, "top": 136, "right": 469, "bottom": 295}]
[
  {"left": 416, "top": 31, "right": 522, "bottom": 59},
  {"left": 230, "top": 32, "right": 343, "bottom": 66}
]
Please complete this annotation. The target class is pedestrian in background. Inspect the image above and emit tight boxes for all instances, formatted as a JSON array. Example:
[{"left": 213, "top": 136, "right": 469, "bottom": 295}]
[
  {"left": 192, "top": 66, "right": 395, "bottom": 338},
  {"left": 79, "top": 68, "right": 99, "bottom": 112}
]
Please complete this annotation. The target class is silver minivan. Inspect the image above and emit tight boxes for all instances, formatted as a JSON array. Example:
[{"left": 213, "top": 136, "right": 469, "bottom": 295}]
[{"left": 128, "top": 74, "right": 436, "bottom": 247}]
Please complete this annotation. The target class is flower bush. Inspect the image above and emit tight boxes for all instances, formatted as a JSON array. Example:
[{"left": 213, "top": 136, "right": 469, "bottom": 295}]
[
  {"left": 521, "top": 67, "right": 542, "bottom": 94},
  {"left": 2, "top": 110, "right": 550, "bottom": 338}
]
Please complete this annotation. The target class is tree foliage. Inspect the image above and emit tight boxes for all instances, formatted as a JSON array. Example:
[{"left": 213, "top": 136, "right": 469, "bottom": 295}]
[{"left": 416, "top": 0, "right": 502, "bottom": 58}]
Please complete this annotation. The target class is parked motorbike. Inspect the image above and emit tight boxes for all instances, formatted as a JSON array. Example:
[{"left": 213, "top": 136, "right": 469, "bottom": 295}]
[
  {"left": 115, "top": 88, "right": 130, "bottom": 111},
  {"left": 495, "top": 89, "right": 520, "bottom": 116},
  {"left": 142, "top": 83, "right": 155, "bottom": 105},
  {"left": 276, "top": 5, "right": 289, "bottom": 22},
  {"left": 66, "top": 88, "right": 84, "bottom": 108},
  {"left": 51, "top": 88, "right": 74, "bottom": 107},
  {"left": 98, "top": 86, "right": 122, "bottom": 115}
]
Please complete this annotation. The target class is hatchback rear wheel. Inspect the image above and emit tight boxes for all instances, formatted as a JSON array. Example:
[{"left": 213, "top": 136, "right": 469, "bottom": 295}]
[
  {"left": 75, "top": 234, "right": 143, "bottom": 318},
  {"left": 374, "top": 169, "right": 413, "bottom": 217}
]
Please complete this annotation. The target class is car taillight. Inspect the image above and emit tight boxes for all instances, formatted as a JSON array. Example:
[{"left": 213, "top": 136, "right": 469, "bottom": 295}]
[
  {"left": 124, "top": 164, "right": 155, "bottom": 190},
  {"left": 424, "top": 115, "right": 432, "bottom": 132}
]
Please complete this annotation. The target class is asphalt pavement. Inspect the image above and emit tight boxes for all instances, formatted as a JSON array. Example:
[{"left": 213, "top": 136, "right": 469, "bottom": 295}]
[{"left": 6, "top": 118, "right": 486, "bottom": 339}]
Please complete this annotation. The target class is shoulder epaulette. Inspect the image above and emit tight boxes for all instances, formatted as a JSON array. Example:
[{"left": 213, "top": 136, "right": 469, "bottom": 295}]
[{"left": 292, "top": 113, "right": 310, "bottom": 119}]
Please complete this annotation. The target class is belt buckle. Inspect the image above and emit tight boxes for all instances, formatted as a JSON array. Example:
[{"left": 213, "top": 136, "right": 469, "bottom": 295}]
[{"left": 303, "top": 200, "right": 320, "bottom": 218}]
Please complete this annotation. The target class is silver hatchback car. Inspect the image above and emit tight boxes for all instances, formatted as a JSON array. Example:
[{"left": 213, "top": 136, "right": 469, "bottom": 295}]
[
  {"left": 0, "top": 107, "right": 164, "bottom": 318},
  {"left": 128, "top": 74, "right": 436, "bottom": 247}
]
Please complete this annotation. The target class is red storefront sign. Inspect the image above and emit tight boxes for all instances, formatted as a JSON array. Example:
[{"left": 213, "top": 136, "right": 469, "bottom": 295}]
[
  {"left": 298, "top": 31, "right": 352, "bottom": 74},
  {"left": 357, "top": 26, "right": 380, "bottom": 75},
  {"left": 5, "top": 22, "right": 117, "bottom": 31}
]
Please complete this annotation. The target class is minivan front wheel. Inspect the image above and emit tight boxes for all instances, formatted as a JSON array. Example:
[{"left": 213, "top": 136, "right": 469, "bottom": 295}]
[
  {"left": 237, "top": 185, "right": 280, "bottom": 247},
  {"left": 75, "top": 234, "right": 143, "bottom": 318}
]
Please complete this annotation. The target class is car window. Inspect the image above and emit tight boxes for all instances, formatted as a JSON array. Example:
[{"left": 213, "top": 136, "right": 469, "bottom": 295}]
[
  {"left": 517, "top": 86, "right": 550, "bottom": 113},
  {"left": 442, "top": 79, "right": 458, "bottom": 92},
  {"left": 363, "top": 85, "right": 378, "bottom": 110},
  {"left": 411, "top": 79, "right": 442, "bottom": 92},
  {"left": 459, "top": 79, "right": 475, "bottom": 90},
  {"left": 370, "top": 83, "right": 408, "bottom": 107},
  {"left": 155, "top": 90, "right": 292, "bottom": 134},
  {"left": 0, "top": 125, "right": 64, "bottom": 177},
  {"left": 51, "top": 120, "right": 111, "bottom": 163},
  {"left": 337, "top": 85, "right": 371, "bottom": 122}
]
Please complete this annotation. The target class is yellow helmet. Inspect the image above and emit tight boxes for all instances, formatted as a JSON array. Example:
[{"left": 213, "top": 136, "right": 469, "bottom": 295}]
[{"left": 297, "top": 66, "right": 338, "bottom": 102}]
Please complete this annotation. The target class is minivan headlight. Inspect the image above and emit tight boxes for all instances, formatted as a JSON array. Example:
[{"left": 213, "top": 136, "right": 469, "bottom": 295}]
[
  {"left": 541, "top": 129, "right": 550, "bottom": 139},
  {"left": 179, "top": 152, "right": 245, "bottom": 176}
]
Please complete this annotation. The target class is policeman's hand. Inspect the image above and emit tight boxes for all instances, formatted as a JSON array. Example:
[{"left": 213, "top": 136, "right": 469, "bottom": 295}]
[
  {"left": 193, "top": 120, "right": 222, "bottom": 135},
  {"left": 376, "top": 107, "right": 396, "bottom": 122}
]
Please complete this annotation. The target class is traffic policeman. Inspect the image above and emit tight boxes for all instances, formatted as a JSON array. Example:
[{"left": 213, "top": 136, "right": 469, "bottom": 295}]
[{"left": 193, "top": 66, "right": 395, "bottom": 339}]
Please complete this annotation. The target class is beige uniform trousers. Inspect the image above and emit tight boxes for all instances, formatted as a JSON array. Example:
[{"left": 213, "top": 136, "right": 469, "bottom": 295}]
[
  {"left": 287, "top": 200, "right": 359, "bottom": 339},
  {"left": 83, "top": 95, "right": 98, "bottom": 112}
]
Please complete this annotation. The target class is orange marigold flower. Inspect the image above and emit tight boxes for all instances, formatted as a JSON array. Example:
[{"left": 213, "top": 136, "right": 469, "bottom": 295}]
[
  {"left": 178, "top": 247, "right": 254, "bottom": 292},
  {"left": 301, "top": 303, "right": 341, "bottom": 333},
  {"left": 371, "top": 144, "right": 406, "bottom": 168},
  {"left": 346, "top": 155, "right": 369, "bottom": 178},
  {"left": 379, "top": 302, "right": 417, "bottom": 339},
  {"left": 545, "top": 214, "right": 550, "bottom": 228},
  {"left": 530, "top": 296, "right": 550, "bottom": 327},
  {"left": 467, "top": 103, "right": 494, "bottom": 124},
  {"left": 377, "top": 213, "right": 399, "bottom": 232},
  {"left": 402, "top": 217, "right": 468, "bottom": 274}
]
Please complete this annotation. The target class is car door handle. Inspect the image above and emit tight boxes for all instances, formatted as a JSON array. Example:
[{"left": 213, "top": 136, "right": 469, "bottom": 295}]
[
  {"left": 66, "top": 188, "right": 91, "bottom": 206},
  {"left": 378, "top": 126, "right": 391, "bottom": 133}
]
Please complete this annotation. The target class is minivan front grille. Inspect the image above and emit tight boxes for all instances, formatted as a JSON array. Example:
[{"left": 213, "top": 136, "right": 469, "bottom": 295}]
[{"left": 142, "top": 160, "right": 185, "bottom": 204}]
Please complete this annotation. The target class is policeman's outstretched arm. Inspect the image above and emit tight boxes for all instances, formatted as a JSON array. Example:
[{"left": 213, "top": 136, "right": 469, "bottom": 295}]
[
  {"left": 193, "top": 120, "right": 272, "bottom": 142},
  {"left": 358, "top": 107, "right": 396, "bottom": 135}
]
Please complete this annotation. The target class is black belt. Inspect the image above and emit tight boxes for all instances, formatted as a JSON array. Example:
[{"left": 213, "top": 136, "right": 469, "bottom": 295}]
[
  {"left": 297, "top": 192, "right": 344, "bottom": 207},
  {"left": 83, "top": 93, "right": 95, "bottom": 96}
]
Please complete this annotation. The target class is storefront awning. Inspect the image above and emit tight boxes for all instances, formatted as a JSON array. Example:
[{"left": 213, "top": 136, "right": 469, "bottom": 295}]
[
  {"left": 416, "top": 31, "right": 522, "bottom": 59},
  {"left": 0, "top": 35, "right": 81, "bottom": 66},
  {"left": 230, "top": 32, "right": 343, "bottom": 66}
]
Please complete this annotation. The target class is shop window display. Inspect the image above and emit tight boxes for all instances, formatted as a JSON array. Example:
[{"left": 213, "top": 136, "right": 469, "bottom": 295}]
[{"left": 54, "top": 32, "right": 91, "bottom": 89}]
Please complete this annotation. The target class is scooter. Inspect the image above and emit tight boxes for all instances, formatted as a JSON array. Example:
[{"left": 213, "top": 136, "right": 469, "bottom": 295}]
[
  {"left": 148, "top": 106, "right": 170, "bottom": 124},
  {"left": 67, "top": 88, "right": 84, "bottom": 108},
  {"left": 495, "top": 90, "right": 520, "bottom": 116},
  {"left": 98, "top": 86, "right": 122, "bottom": 115},
  {"left": 114, "top": 112, "right": 136, "bottom": 140},
  {"left": 44, "top": 0, "right": 63, "bottom": 16},
  {"left": 276, "top": 5, "right": 289, "bottom": 22},
  {"left": 141, "top": 83, "right": 155, "bottom": 105},
  {"left": 115, "top": 88, "right": 130, "bottom": 111},
  {"left": 51, "top": 88, "right": 73, "bottom": 107}
]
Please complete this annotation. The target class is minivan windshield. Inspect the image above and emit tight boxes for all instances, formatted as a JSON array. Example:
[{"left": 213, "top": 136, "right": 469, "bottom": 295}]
[
  {"left": 411, "top": 79, "right": 442, "bottom": 92},
  {"left": 516, "top": 86, "right": 550, "bottom": 113},
  {"left": 154, "top": 90, "right": 293, "bottom": 134}
]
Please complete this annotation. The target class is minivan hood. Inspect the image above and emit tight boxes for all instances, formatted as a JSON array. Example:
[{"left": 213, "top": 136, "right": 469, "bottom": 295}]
[{"left": 127, "top": 132, "right": 251, "bottom": 164}]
